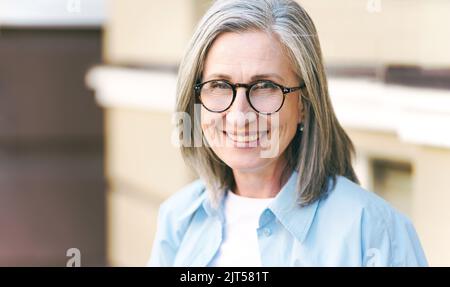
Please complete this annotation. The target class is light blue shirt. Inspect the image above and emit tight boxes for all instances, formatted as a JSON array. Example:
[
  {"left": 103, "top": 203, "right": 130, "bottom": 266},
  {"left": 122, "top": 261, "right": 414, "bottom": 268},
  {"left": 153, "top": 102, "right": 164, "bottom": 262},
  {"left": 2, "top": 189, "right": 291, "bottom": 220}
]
[{"left": 148, "top": 171, "right": 428, "bottom": 267}]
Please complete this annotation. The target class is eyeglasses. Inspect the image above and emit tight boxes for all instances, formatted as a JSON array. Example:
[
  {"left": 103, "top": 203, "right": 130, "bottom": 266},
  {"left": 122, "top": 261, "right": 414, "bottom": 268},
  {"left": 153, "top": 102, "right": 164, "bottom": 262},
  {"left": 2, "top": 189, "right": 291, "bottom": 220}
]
[{"left": 194, "top": 79, "right": 306, "bottom": 115}]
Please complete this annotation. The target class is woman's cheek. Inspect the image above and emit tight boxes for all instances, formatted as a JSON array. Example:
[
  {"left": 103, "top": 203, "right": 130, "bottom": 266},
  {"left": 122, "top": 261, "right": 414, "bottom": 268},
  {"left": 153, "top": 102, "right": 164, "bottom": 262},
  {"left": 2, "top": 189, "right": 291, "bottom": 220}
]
[
  {"left": 201, "top": 110, "right": 213, "bottom": 133},
  {"left": 201, "top": 121, "right": 215, "bottom": 143},
  {"left": 201, "top": 113, "right": 223, "bottom": 146}
]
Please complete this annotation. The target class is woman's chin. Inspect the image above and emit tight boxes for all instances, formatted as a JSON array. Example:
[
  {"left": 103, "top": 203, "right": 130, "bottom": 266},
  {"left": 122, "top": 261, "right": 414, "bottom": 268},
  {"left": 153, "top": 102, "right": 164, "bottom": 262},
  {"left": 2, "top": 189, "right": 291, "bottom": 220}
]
[{"left": 222, "top": 154, "right": 271, "bottom": 172}]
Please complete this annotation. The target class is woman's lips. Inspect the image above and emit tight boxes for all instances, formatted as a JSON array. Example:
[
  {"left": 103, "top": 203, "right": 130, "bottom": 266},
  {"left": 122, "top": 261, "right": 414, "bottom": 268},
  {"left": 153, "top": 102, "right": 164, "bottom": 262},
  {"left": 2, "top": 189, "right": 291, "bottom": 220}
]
[{"left": 222, "top": 130, "right": 269, "bottom": 145}]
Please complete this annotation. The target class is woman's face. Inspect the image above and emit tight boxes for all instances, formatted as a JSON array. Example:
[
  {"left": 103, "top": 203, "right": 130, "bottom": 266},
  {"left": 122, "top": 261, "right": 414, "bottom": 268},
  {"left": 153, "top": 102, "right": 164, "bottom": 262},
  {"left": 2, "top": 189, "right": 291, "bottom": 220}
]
[{"left": 201, "top": 31, "right": 303, "bottom": 172}]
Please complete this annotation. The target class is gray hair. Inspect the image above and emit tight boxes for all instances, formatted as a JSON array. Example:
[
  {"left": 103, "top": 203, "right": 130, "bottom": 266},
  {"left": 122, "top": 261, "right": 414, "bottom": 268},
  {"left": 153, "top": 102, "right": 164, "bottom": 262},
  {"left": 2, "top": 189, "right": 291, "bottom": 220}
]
[{"left": 176, "top": 0, "right": 358, "bottom": 206}]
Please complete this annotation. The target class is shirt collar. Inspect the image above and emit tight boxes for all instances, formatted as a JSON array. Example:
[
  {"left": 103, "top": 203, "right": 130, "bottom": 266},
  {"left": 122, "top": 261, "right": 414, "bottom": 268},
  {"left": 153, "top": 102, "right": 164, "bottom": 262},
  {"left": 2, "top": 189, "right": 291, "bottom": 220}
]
[
  {"left": 267, "top": 170, "right": 320, "bottom": 244},
  {"left": 178, "top": 187, "right": 209, "bottom": 220},
  {"left": 178, "top": 185, "right": 224, "bottom": 220},
  {"left": 186, "top": 170, "right": 320, "bottom": 243}
]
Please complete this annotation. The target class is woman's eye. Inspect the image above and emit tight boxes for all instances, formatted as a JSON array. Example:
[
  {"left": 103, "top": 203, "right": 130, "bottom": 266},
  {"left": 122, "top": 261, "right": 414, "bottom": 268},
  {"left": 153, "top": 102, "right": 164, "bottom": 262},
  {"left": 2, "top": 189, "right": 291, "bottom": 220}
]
[
  {"left": 256, "top": 81, "right": 276, "bottom": 89},
  {"left": 211, "top": 82, "right": 229, "bottom": 89}
]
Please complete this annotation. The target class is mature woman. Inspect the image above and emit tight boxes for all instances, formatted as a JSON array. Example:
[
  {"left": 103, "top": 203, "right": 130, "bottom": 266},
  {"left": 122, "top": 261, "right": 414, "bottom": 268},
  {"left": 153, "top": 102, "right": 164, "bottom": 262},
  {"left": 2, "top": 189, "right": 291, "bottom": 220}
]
[{"left": 148, "top": 0, "right": 427, "bottom": 266}]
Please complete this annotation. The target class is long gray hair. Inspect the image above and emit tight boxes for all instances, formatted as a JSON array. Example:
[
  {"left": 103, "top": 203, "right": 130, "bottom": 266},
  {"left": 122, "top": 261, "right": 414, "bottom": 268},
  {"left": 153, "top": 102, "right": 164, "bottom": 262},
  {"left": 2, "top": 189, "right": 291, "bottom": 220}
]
[{"left": 176, "top": 0, "right": 358, "bottom": 206}]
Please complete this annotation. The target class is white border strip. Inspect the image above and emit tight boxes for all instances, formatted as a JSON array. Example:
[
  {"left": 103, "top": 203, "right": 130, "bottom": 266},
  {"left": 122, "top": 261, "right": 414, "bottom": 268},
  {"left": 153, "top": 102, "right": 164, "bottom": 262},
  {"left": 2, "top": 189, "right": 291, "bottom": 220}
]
[
  {"left": 329, "top": 78, "right": 450, "bottom": 148},
  {"left": 0, "top": 0, "right": 105, "bottom": 27},
  {"left": 86, "top": 66, "right": 177, "bottom": 112}
]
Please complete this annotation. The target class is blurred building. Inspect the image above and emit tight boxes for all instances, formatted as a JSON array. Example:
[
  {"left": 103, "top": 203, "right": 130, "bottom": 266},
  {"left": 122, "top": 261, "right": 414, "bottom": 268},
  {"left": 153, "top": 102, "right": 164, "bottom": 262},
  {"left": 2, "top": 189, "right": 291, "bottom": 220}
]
[
  {"left": 0, "top": 0, "right": 106, "bottom": 266},
  {"left": 86, "top": 0, "right": 450, "bottom": 266}
]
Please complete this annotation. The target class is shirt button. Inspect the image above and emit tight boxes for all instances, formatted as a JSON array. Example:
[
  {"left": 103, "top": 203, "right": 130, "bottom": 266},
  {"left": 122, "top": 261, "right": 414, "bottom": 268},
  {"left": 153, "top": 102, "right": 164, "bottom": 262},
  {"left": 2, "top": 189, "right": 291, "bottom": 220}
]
[{"left": 263, "top": 227, "right": 272, "bottom": 237}]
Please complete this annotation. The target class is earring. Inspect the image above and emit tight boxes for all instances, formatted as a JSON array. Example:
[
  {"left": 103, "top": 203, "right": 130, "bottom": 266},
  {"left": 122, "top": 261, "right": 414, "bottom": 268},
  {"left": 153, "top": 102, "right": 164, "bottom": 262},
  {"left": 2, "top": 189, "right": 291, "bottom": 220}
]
[{"left": 299, "top": 123, "right": 304, "bottom": 132}]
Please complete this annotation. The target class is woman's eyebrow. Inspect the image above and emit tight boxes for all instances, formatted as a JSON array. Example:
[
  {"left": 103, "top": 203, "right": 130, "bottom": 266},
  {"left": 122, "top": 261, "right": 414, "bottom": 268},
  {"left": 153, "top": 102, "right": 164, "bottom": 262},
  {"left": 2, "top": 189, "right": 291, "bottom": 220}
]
[
  {"left": 204, "top": 73, "right": 232, "bottom": 81},
  {"left": 204, "top": 73, "right": 284, "bottom": 82},
  {"left": 250, "top": 73, "right": 283, "bottom": 82}
]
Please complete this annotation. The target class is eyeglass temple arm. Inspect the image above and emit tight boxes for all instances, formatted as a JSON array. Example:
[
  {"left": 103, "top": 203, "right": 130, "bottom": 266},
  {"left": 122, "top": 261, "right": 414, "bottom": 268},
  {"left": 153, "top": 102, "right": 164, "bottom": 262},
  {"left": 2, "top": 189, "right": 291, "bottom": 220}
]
[{"left": 283, "top": 81, "right": 306, "bottom": 93}]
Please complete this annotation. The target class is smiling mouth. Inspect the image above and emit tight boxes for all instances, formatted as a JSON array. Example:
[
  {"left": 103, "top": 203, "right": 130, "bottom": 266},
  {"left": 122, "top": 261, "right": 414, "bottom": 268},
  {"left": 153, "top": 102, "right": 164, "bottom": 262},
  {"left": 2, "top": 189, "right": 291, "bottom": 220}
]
[{"left": 222, "top": 130, "right": 269, "bottom": 144}]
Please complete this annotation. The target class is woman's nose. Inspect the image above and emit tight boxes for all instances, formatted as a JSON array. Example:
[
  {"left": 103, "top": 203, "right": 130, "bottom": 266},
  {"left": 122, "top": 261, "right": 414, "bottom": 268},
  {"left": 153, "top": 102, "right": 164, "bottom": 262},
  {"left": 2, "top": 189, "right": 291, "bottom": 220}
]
[{"left": 225, "top": 87, "right": 257, "bottom": 128}]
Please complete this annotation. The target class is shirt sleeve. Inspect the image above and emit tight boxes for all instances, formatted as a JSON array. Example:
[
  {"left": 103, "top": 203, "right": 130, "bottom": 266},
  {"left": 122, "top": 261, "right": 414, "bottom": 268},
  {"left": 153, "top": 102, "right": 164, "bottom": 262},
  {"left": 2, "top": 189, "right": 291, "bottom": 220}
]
[
  {"left": 361, "top": 203, "right": 428, "bottom": 267},
  {"left": 146, "top": 180, "right": 206, "bottom": 266},
  {"left": 147, "top": 202, "right": 177, "bottom": 267}
]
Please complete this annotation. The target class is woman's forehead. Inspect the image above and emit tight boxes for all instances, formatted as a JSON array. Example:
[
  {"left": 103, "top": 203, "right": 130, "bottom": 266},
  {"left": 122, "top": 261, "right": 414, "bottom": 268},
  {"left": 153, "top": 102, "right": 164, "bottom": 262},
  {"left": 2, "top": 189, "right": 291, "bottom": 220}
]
[
  {"left": 206, "top": 31, "right": 286, "bottom": 63},
  {"left": 203, "top": 31, "right": 294, "bottom": 81}
]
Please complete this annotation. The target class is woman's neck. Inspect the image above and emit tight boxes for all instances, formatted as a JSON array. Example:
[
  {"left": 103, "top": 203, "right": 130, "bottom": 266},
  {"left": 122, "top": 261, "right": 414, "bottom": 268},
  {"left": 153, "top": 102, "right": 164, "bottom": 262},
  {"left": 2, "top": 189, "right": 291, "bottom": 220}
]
[{"left": 232, "top": 159, "right": 292, "bottom": 198}]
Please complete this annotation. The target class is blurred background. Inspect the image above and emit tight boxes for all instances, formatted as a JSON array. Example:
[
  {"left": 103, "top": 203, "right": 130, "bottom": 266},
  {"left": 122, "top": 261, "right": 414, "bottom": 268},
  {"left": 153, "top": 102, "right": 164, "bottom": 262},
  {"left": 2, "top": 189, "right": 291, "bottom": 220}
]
[{"left": 0, "top": 0, "right": 449, "bottom": 267}]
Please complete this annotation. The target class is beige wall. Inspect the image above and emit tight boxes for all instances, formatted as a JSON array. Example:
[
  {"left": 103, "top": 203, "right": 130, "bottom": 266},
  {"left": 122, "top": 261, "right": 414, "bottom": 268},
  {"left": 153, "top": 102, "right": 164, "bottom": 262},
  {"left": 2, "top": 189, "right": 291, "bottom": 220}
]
[
  {"left": 104, "top": 0, "right": 212, "bottom": 65},
  {"left": 300, "top": 0, "right": 450, "bottom": 67},
  {"left": 105, "top": 0, "right": 450, "bottom": 67},
  {"left": 105, "top": 108, "right": 194, "bottom": 198},
  {"left": 414, "top": 148, "right": 450, "bottom": 266},
  {"left": 104, "top": 108, "right": 196, "bottom": 266}
]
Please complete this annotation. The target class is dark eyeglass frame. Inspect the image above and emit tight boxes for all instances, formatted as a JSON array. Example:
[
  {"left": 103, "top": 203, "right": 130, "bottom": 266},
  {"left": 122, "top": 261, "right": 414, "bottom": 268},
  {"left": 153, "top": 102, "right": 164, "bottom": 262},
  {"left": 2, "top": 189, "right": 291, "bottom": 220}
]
[{"left": 194, "top": 79, "right": 307, "bottom": 115}]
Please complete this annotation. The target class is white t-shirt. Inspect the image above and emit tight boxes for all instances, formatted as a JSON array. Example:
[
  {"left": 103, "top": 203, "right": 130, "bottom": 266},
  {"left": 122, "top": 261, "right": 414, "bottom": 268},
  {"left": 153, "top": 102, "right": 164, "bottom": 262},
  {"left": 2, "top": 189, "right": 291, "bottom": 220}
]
[{"left": 209, "top": 190, "right": 274, "bottom": 267}]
